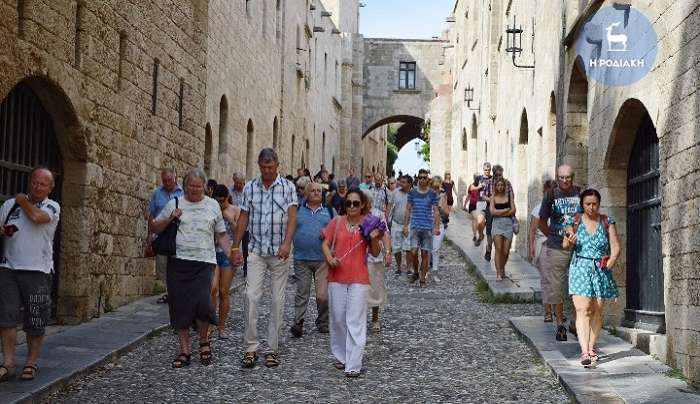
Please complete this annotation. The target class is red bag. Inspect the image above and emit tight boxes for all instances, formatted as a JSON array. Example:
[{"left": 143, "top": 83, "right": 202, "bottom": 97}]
[{"left": 599, "top": 256, "right": 609, "bottom": 270}]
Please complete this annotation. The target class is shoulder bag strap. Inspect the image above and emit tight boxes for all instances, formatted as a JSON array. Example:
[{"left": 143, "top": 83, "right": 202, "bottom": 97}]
[
  {"left": 3, "top": 203, "right": 20, "bottom": 225},
  {"left": 330, "top": 216, "right": 341, "bottom": 254}
]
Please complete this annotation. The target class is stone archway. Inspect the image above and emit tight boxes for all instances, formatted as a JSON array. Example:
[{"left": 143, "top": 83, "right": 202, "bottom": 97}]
[
  {"left": 564, "top": 57, "right": 589, "bottom": 187},
  {"left": 604, "top": 99, "right": 664, "bottom": 331},
  {"left": 0, "top": 76, "right": 87, "bottom": 322}
]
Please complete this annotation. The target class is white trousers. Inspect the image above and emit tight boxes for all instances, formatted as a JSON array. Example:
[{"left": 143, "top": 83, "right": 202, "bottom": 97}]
[
  {"left": 244, "top": 254, "right": 289, "bottom": 353},
  {"left": 431, "top": 224, "right": 445, "bottom": 272},
  {"left": 328, "top": 282, "right": 368, "bottom": 372}
]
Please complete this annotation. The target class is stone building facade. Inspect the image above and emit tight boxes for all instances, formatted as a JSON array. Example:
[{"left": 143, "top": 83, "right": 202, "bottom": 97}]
[
  {"left": 0, "top": 0, "right": 365, "bottom": 324},
  {"left": 431, "top": 0, "right": 700, "bottom": 382}
]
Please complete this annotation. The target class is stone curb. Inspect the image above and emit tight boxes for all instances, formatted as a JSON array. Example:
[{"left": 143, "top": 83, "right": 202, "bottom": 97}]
[
  {"left": 509, "top": 316, "right": 700, "bottom": 404},
  {"left": 1, "top": 280, "right": 247, "bottom": 404}
]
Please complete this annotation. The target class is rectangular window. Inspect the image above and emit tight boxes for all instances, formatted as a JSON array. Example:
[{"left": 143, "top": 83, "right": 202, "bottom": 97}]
[{"left": 399, "top": 62, "right": 416, "bottom": 90}]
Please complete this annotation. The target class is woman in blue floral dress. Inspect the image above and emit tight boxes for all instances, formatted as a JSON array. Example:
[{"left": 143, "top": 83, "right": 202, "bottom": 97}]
[{"left": 562, "top": 189, "right": 621, "bottom": 368}]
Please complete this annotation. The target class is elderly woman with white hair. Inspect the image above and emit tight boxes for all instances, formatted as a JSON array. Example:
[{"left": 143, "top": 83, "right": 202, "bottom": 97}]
[{"left": 151, "top": 168, "right": 232, "bottom": 368}]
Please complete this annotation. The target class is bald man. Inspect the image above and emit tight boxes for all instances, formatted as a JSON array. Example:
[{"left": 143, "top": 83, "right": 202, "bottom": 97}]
[
  {"left": 538, "top": 164, "right": 581, "bottom": 342},
  {"left": 0, "top": 167, "right": 61, "bottom": 381}
]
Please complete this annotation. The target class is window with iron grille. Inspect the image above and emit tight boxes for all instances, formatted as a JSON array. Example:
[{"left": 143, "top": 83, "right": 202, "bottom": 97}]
[{"left": 399, "top": 62, "right": 416, "bottom": 90}]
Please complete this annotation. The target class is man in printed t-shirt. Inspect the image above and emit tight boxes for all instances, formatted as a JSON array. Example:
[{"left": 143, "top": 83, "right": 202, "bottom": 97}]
[{"left": 538, "top": 164, "right": 582, "bottom": 342}]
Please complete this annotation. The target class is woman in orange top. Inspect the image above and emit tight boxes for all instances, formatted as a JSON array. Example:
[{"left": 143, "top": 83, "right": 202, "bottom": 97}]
[{"left": 322, "top": 189, "right": 381, "bottom": 377}]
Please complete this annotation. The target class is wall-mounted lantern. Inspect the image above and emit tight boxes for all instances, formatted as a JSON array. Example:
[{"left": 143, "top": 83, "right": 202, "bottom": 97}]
[
  {"left": 505, "top": 15, "right": 535, "bottom": 69},
  {"left": 464, "top": 84, "right": 480, "bottom": 111}
]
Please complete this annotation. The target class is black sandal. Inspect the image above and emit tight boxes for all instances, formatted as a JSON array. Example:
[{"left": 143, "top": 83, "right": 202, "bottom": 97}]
[
  {"left": 543, "top": 313, "right": 553, "bottom": 323},
  {"left": 0, "top": 365, "right": 16, "bottom": 382},
  {"left": 199, "top": 342, "right": 213, "bottom": 366},
  {"left": 156, "top": 294, "right": 168, "bottom": 304},
  {"left": 264, "top": 353, "right": 280, "bottom": 368},
  {"left": 241, "top": 351, "right": 257, "bottom": 368},
  {"left": 19, "top": 364, "right": 38, "bottom": 381},
  {"left": 172, "top": 353, "right": 191, "bottom": 368}
]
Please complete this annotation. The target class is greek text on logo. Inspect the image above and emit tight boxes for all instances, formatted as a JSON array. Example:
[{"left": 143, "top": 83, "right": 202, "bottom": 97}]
[{"left": 576, "top": 6, "right": 657, "bottom": 87}]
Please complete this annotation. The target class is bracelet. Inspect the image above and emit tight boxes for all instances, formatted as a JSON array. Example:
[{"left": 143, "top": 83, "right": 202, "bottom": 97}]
[{"left": 230, "top": 247, "right": 240, "bottom": 252}]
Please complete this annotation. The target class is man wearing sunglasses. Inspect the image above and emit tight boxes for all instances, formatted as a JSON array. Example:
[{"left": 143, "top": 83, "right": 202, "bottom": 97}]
[{"left": 403, "top": 169, "right": 440, "bottom": 286}]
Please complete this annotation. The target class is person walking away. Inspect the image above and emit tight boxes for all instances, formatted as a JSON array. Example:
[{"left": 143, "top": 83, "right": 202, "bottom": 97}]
[
  {"left": 529, "top": 179, "right": 555, "bottom": 322},
  {"left": 152, "top": 168, "right": 232, "bottom": 368},
  {"left": 321, "top": 190, "right": 381, "bottom": 377},
  {"left": 468, "top": 173, "right": 486, "bottom": 245},
  {"left": 148, "top": 168, "right": 184, "bottom": 304},
  {"left": 539, "top": 164, "right": 581, "bottom": 341},
  {"left": 330, "top": 179, "right": 348, "bottom": 216},
  {"left": 442, "top": 172, "right": 456, "bottom": 213},
  {"left": 210, "top": 185, "right": 240, "bottom": 339},
  {"left": 562, "top": 189, "right": 620, "bottom": 367},
  {"left": 290, "top": 182, "right": 334, "bottom": 338},
  {"left": 429, "top": 177, "right": 449, "bottom": 283},
  {"left": 232, "top": 148, "right": 298, "bottom": 369},
  {"left": 388, "top": 175, "right": 412, "bottom": 276},
  {"left": 489, "top": 177, "right": 516, "bottom": 281},
  {"left": 404, "top": 169, "right": 440, "bottom": 287},
  {"left": 364, "top": 191, "right": 392, "bottom": 333},
  {"left": 0, "top": 168, "right": 60, "bottom": 382}
]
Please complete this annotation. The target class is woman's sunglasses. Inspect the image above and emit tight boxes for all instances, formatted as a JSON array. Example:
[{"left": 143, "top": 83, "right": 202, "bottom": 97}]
[{"left": 344, "top": 200, "right": 362, "bottom": 208}]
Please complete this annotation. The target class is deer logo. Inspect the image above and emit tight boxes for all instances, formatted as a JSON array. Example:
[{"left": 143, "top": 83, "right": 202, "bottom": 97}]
[{"left": 606, "top": 22, "right": 628, "bottom": 52}]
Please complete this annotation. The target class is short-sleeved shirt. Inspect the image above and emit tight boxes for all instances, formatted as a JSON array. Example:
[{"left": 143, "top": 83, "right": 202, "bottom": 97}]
[
  {"left": 331, "top": 193, "right": 346, "bottom": 216},
  {"left": 241, "top": 175, "right": 298, "bottom": 257},
  {"left": 482, "top": 177, "right": 513, "bottom": 201},
  {"left": 229, "top": 188, "right": 244, "bottom": 207},
  {"left": 346, "top": 176, "right": 360, "bottom": 190},
  {"left": 293, "top": 203, "right": 334, "bottom": 261},
  {"left": 370, "top": 185, "right": 389, "bottom": 212},
  {"left": 407, "top": 188, "right": 439, "bottom": 230},
  {"left": 157, "top": 197, "right": 225, "bottom": 264},
  {"left": 530, "top": 201, "right": 546, "bottom": 239},
  {"left": 322, "top": 216, "right": 369, "bottom": 284},
  {"left": 539, "top": 186, "right": 582, "bottom": 249},
  {"left": 0, "top": 198, "right": 60, "bottom": 273},
  {"left": 149, "top": 184, "right": 184, "bottom": 217},
  {"left": 389, "top": 188, "right": 410, "bottom": 225}
]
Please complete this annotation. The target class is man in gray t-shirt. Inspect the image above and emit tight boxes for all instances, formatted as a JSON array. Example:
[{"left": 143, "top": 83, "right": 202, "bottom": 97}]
[{"left": 388, "top": 175, "right": 412, "bottom": 275}]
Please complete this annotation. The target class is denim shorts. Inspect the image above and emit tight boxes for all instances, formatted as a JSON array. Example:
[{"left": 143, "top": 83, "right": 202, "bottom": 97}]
[
  {"left": 215, "top": 250, "right": 232, "bottom": 269},
  {"left": 410, "top": 228, "right": 433, "bottom": 251}
]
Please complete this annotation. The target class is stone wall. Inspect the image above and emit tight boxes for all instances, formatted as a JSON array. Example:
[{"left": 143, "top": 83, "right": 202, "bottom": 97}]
[
  {"left": 437, "top": 0, "right": 700, "bottom": 383},
  {"left": 0, "top": 0, "right": 208, "bottom": 323}
]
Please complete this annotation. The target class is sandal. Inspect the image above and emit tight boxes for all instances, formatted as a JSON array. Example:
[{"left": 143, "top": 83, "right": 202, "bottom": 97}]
[
  {"left": 333, "top": 361, "right": 345, "bottom": 370},
  {"left": 217, "top": 330, "right": 229, "bottom": 340},
  {"left": 172, "top": 353, "right": 191, "bottom": 368},
  {"left": 264, "top": 353, "right": 280, "bottom": 368},
  {"left": 0, "top": 365, "right": 16, "bottom": 382},
  {"left": 241, "top": 351, "right": 257, "bottom": 368},
  {"left": 345, "top": 370, "right": 361, "bottom": 378},
  {"left": 543, "top": 313, "right": 553, "bottom": 323},
  {"left": 199, "top": 342, "right": 213, "bottom": 366},
  {"left": 580, "top": 353, "right": 592, "bottom": 367},
  {"left": 589, "top": 349, "right": 600, "bottom": 362},
  {"left": 19, "top": 364, "right": 38, "bottom": 381},
  {"left": 156, "top": 294, "right": 168, "bottom": 304}
]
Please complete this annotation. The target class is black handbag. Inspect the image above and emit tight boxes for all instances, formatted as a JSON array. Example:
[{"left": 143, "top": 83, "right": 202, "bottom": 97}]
[
  {"left": 1, "top": 203, "right": 21, "bottom": 262},
  {"left": 152, "top": 197, "right": 179, "bottom": 256}
]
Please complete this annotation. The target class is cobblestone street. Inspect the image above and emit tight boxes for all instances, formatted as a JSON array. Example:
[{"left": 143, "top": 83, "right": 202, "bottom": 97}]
[{"left": 44, "top": 242, "right": 568, "bottom": 403}]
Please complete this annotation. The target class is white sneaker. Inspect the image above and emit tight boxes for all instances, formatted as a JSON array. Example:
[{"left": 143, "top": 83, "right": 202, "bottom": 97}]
[{"left": 432, "top": 272, "right": 441, "bottom": 283}]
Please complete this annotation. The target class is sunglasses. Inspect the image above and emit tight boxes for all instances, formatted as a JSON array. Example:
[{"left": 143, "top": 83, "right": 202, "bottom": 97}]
[
  {"left": 418, "top": 176, "right": 428, "bottom": 180},
  {"left": 344, "top": 200, "right": 362, "bottom": 208}
]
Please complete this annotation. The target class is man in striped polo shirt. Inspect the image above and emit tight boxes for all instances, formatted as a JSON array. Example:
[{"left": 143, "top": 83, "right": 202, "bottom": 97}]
[
  {"left": 403, "top": 169, "right": 440, "bottom": 287},
  {"left": 232, "top": 148, "right": 298, "bottom": 369}
]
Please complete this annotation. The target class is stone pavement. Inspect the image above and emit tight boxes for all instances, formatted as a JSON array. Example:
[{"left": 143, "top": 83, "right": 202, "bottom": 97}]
[
  {"left": 0, "top": 272, "right": 247, "bottom": 404},
  {"left": 446, "top": 209, "right": 541, "bottom": 302},
  {"left": 511, "top": 317, "right": 700, "bottom": 403},
  {"left": 41, "top": 243, "right": 569, "bottom": 403}
]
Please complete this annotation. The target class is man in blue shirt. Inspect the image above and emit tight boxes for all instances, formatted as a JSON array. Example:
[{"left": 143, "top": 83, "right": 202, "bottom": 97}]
[
  {"left": 147, "top": 168, "right": 183, "bottom": 304},
  {"left": 290, "top": 182, "right": 334, "bottom": 337},
  {"left": 404, "top": 169, "right": 440, "bottom": 286}
]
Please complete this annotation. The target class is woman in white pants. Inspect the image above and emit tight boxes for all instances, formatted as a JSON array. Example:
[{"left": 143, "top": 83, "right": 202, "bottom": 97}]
[
  {"left": 322, "top": 189, "right": 381, "bottom": 377},
  {"left": 430, "top": 177, "right": 449, "bottom": 283}
]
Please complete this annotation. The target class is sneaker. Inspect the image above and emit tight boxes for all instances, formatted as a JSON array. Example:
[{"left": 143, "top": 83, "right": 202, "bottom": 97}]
[
  {"left": 484, "top": 251, "right": 491, "bottom": 261},
  {"left": 371, "top": 321, "right": 381, "bottom": 333},
  {"left": 431, "top": 272, "right": 441, "bottom": 283},
  {"left": 290, "top": 320, "right": 304, "bottom": 338},
  {"left": 555, "top": 325, "right": 567, "bottom": 341},
  {"left": 472, "top": 236, "right": 477, "bottom": 242},
  {"left": 394, "top": 269, "right": 402, "bottom": 276},
  {"left": 409, "top": 272, "right": 419, "bottom": 284}
]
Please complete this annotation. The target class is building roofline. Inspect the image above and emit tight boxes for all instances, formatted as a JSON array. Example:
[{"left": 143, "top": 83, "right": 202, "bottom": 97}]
[{"left": 364, "top": 37, "right": 448, "bottom": 43}]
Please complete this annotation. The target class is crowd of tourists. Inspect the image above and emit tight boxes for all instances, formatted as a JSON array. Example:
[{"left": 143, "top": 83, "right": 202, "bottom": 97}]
[
  {"left": 0, "top": 151, "right": 619, "bottom": 383},
  {"left": 465, "top": 162, "right": 621, "bottom": 368}
]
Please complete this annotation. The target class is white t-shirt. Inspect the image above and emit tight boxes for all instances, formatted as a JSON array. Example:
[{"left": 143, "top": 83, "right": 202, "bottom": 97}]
[
  {"left": 0, "top": 197, "right": 61, "bottom": 273},
  {"left": 157, "top": 196, "right": 226, "bottom": 264},
  {"left": 531, "top": 201, "right": 546, "bottom": 239}
]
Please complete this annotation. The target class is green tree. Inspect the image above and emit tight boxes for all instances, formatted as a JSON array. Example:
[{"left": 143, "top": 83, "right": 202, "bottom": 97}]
[
  {"left": 386, "top": 125, "right": 399, "bottom": 174},
  {"left": 418, "top": 120, "right": 430, "bottom": 162}
]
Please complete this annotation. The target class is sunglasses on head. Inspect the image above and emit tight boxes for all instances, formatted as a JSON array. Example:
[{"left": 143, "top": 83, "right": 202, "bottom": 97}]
[{"left": 344, "top": 200, "right": 361, "bottom": 208}]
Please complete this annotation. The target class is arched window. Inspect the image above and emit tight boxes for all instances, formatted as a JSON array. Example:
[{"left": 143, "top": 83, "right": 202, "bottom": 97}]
[
  {"left": 291, "top": 134, "right": 296, "bottom": 169},
  {"left": 273, "top": 116, "right": 279, "bottom": 150},
  {"left": 204, "top": 123, "right": 213, "bottom": 176},
  {"left": 322, "top": 131, "right": 326, "bottom": 166},
  {"left": 462, "top": 128, "right": 467, "bottom": 150},
  {"left": 218, "top": 95, "right": 229, "bottom": 154},
  {"left": 275, "top": 0, "right": 282, "bottom": 41},
  {"left": 246, "top": 119, "right": 255, "bottom": 179}
]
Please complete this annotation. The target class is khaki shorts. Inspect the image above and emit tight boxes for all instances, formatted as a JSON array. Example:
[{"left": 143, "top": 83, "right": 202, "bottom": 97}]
[{"left": 539, "top": 245, "right": 572, "bottom": 305}]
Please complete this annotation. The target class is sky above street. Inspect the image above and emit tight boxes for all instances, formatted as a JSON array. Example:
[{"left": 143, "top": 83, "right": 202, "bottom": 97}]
[{"left": 359, "top": 0, "right": 454, "bottom": 39}]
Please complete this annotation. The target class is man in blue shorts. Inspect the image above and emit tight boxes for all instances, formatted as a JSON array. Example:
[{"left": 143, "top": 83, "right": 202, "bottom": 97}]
[{"left": 403, "top": 169, "right": 440, "bottom": 287}]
